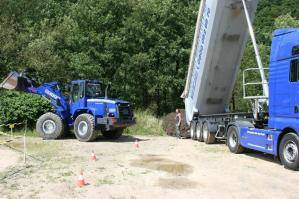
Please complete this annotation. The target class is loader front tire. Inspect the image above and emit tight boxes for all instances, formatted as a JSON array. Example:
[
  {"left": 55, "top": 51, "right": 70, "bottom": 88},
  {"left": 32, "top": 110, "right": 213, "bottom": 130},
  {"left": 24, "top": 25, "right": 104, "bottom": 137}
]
[
  {"left": 74, "top": 114, "right": 97, "bottom": 142},
  {"left": 102, "top": 129, "right": 123, "bottom": 140},
  {"left": 36, "top": 112, "right": 65, "bottom": 140}
]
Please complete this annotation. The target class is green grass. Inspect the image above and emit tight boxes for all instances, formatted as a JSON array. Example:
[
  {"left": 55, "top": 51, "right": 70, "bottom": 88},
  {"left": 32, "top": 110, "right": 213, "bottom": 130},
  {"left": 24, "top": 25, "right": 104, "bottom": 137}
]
[
  {"left": 0, "top": 127, "right": 37, "bottom": 137},
  {"left": 124, "top": 110, "right": 165, "bottom": 136},
  {"left": 95, "top": 176, "right": 114, "bottom": 186},
  {"left": 0, "top": 110, "right": 166, "bottom": 138},
  {"left": 13, "top": 130, "right": 37, "bottom": 137}
]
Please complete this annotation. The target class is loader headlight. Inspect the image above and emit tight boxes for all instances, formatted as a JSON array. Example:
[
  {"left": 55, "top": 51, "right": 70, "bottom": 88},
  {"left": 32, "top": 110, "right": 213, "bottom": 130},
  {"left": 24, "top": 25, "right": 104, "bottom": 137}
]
[{"left": 108, "top": 113, "right": 115, "bottom": 117}]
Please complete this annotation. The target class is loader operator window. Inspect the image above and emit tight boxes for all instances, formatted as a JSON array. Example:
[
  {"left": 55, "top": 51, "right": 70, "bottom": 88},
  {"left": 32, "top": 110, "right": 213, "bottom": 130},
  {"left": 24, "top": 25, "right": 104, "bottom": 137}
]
[
  {"left": 71, "top": 83, "right": 84, "bottom": 102},
  {"left": 290, "top": 59, "right": 299, "bottom": 82},
  {"left": 85, "top": 83, "right": 103, "bottom": 98},
  {"left": 292, "top": 45, "right": 299, "bottom": 56}
]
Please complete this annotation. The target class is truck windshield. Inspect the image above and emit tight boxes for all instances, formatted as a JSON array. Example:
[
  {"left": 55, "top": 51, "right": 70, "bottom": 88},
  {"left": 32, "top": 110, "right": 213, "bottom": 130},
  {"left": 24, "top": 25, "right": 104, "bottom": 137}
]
[{"left": 85, "top": 83, "right": 104, "bottom": 98}]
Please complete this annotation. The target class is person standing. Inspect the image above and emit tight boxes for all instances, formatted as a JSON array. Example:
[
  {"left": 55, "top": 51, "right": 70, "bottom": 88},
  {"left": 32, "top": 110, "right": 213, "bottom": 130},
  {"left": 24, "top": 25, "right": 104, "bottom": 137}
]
[{"left": 175, "top": 109, "right": 182, "bottom": 139}]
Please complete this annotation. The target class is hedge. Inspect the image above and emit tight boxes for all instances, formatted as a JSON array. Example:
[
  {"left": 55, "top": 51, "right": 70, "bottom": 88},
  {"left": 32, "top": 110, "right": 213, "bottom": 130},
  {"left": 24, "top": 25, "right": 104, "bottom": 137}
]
[{"left": 0, "top": 91, "right": 52, "bottom": 127}]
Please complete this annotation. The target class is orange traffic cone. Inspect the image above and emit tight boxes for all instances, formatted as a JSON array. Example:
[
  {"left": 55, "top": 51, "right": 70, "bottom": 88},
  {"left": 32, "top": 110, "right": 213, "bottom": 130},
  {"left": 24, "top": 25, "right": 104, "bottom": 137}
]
[
  {"left": 77, "top": 170, "right": 87, "bottom": 187},
  {"left": 91, "top": 151, "right": 97, "bottom": 161},
  {"left": 134, "top": 140, "right": 139, "bottom": 148}
]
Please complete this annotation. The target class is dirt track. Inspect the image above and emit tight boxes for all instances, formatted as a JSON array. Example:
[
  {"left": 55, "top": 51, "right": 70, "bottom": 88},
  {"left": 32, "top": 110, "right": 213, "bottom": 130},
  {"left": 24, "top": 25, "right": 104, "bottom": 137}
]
[
  {"left": 0, "top": 147, "right": 19, "bottom": 172},
  {"left": 1, "top": 135, "right": 299, "bottom": 199}
]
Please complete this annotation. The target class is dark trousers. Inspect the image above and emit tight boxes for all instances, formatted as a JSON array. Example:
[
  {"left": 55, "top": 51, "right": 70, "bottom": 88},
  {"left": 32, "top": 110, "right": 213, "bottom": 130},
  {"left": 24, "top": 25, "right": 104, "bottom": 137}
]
[{"left": 176, "top": 125, "right": 181, "bottom": 138}]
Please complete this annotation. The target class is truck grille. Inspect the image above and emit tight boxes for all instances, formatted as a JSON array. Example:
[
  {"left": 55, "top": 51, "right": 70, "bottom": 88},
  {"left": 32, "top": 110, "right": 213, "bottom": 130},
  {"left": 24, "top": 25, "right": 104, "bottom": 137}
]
[{"left": 118, "top": 104, "right": 133, "bottom": 120}]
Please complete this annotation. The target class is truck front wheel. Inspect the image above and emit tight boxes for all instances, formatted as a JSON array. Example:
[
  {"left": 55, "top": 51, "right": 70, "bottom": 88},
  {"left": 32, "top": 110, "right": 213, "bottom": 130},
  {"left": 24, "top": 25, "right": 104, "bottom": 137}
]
[
  {"left": 36, "top": 112, "right": 65, "bottom": 140},
  {"left": 102, "top": 129, "right": 123, "bottom": 140},
  {"left": 203, "top": 122, "right": 215, "bottom": 144},
  {"left": 227, "top": 126, "right": 244, "bottom": 154},
  {"left": 279, "top": 133, "right": 299, "bottom": 170},
  {"left": 74, "top": 114, "right": 98, "bottom": 142}
]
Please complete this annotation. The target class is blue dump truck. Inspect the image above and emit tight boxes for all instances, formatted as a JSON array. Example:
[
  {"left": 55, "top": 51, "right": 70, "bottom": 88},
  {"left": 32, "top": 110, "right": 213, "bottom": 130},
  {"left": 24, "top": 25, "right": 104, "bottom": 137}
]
[
  {"left": 0, "top": 73, "right": 135, "bottom": 142},
  {"left": 182, "top": 0, "right": 299, "bottom": 170}
]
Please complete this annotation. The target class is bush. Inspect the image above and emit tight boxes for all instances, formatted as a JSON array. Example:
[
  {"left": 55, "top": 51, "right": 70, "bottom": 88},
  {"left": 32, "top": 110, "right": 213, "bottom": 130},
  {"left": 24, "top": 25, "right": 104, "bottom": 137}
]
[
  {"left": 0, "top": 91, "right": 52, "bottom": 127},
  {"left": 124, "top": 110, "right": 165, "bottom": 136}
]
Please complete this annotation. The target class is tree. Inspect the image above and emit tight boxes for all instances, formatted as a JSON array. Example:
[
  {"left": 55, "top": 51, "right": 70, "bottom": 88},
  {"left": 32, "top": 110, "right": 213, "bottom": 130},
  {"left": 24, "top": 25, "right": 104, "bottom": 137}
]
[{"left": 1, "top": 0, "right": 299, "bottom": 122}]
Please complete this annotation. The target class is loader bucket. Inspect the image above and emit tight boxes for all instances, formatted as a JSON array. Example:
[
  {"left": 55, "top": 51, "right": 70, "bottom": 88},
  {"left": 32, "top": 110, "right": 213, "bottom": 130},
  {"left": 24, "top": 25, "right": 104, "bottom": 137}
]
[{"left": 0, "top": 72, "right": 32, "bottom": 91}]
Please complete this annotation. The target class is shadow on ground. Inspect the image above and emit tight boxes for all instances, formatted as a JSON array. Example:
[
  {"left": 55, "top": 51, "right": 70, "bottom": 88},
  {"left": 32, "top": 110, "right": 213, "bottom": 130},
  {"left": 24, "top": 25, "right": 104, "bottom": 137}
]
[
  {"left": 244, "top": 150, "right": 281, "bottom": 165},
  {"left": 95, "top": 135, "right": 150, "bottom": 143},
  {"left": 61, "top": 133, "right": 149, "bottom": 143},
  {"left": 188, "top": 137, "right": 282, "bottom": 166}
]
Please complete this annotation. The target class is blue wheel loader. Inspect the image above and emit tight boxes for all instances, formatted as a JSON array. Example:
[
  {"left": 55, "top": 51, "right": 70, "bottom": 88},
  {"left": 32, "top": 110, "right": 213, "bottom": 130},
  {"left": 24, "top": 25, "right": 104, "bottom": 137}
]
[{"left": 0, "top": 72, "right": 135, "bottom": 142}]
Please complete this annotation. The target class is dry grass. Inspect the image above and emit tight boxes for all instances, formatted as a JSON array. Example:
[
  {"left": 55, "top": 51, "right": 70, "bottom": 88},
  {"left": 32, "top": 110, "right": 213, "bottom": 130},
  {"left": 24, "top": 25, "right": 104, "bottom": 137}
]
[{"left": 124, "top": 110, "right": 165, "bottom": 136}]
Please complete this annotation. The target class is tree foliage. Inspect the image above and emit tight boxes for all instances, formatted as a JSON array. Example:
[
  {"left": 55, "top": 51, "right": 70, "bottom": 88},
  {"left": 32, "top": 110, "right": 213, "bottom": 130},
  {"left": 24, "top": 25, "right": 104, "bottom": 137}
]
[{"left": 0, "top": 0, "right": 298, "bottom": 123}]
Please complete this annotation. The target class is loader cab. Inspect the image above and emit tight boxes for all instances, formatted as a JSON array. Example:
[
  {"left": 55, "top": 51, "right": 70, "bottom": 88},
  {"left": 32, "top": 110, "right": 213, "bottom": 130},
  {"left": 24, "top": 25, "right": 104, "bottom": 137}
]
[
  {"left": 69, "top": 80, "right": 104, "bottom": 113},
  {"left": 70, "top": 80, "right": 104, "bottom": 102},
  {"left": 268, "top": 28, "right": 299, "bottom": 130}
]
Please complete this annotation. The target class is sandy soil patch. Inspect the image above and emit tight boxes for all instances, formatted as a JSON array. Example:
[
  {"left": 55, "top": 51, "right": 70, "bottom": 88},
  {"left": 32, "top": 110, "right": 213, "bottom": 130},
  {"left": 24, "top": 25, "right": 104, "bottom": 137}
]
[
  {"left": 0, "top": 135, "right": 299, "bottom": 199},
  {"left": 0, "top": 146, "right": 19, "bottom": 172}
]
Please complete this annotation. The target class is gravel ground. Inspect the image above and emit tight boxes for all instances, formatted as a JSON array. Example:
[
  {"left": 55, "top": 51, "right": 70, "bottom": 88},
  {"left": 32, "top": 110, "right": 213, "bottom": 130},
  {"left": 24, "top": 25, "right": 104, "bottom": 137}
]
[{"left": 0, "top": 135, "right": 299, "bottom": 199}]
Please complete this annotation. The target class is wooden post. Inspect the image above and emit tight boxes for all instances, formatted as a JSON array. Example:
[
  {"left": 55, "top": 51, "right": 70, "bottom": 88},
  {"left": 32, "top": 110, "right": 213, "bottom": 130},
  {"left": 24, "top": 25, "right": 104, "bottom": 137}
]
[{"left": 23, "top": 121, "right": 27, "bottom": 164}]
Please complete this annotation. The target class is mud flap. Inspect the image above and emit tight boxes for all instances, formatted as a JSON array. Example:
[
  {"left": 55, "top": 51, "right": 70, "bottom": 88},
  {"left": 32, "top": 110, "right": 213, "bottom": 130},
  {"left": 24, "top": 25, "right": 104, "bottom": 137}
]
[{"left": 0, "top": 72, "right": 32, "bottom": 91}]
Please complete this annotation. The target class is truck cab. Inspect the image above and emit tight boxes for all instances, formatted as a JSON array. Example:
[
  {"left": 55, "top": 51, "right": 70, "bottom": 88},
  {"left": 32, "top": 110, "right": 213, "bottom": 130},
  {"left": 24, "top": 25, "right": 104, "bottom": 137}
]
[
  {"left": 238, "top": 29, "right": 299, "bottom": 170},
  {"left": 268, "top": 29, "right": 299, "bottom": 130}
]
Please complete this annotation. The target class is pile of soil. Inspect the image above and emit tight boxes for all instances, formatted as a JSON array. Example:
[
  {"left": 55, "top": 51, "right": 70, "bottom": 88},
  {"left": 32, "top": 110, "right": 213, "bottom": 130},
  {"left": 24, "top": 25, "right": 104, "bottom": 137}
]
[{"left": 162, "top": 109, "right": 190, "bottom": 138}]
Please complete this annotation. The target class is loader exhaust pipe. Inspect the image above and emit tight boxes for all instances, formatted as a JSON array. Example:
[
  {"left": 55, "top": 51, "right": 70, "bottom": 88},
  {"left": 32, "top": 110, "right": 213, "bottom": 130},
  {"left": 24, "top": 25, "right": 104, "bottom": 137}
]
[{"left": 0, "top": 72, "right": 33, "bottom": 91}]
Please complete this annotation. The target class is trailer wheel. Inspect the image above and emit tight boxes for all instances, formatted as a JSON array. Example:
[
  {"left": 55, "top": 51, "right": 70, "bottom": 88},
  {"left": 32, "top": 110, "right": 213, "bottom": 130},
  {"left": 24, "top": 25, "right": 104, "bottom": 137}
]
[
  {"left": 227, "top": 126, "right": 244, "bottom": 154},
  {"left": 36, "top": 112, "right": 65, "bottom": 140},
  {"left": 196, "top": 122, "right": 204, "bottom": 142},
  {"left": 74, "top": 114, "right": 98, "bottom": 142},
  {"left": 203, "top": 122, "right": 215, "bottom": 144},
  {"left": 190, "top": 121, "right": 196, "bottom": 140},
  {"left": 279, "top": 133, "right": 299, "bottom": 170},
  {"left": 102, "top": 129, "right": 123, "bottom": 140}
]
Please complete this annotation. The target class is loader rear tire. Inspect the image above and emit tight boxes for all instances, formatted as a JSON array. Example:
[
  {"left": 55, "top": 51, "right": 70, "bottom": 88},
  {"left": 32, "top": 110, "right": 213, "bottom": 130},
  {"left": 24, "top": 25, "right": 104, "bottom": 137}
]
[
  {"left": 74, "top": 114, "right": 98, "bottom": 142},
  {"left": 36, "top": 112, "right": 65, "bottom": 140},
  {"left": 102, "top": 129, "right": 123, "bottom": 140}
]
